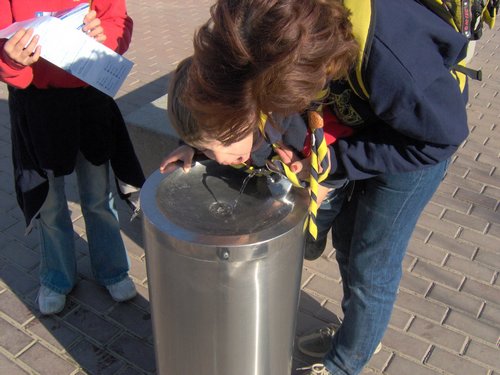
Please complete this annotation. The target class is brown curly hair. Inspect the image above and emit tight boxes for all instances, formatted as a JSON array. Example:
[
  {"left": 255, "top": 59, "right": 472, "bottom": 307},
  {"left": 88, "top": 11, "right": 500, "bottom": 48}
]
[
  {"left": 184, "top": 0, "right": 358, "bottom": 144},
  {"left": 167, "top": 56, "right": 256, "bottom": 147}
]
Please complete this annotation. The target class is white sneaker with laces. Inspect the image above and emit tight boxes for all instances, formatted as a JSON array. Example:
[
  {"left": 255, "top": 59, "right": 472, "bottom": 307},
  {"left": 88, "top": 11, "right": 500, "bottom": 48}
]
[
  {"left": 297, "top": 363, "right": 333, "bottom": 374},
  {"left": 106, "top": 276, "right": 137, "bottom": 302},
  {"left": 37, "top": 286, "right": 66, "bottom": 315}
]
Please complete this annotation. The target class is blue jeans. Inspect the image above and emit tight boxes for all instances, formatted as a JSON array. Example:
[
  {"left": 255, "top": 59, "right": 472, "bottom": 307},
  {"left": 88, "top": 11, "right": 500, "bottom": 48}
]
[
  {"left": 316, "top": 160, "right": 449, "bottom": 375},
  {"left": 38, "top": 153, "right": 130, "bottom": 294}
]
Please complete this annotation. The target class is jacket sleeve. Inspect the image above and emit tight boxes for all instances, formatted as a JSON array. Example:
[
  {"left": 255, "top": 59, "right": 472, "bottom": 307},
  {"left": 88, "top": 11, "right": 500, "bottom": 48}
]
[
  {"left": 326, "top": 35, "right": 469, "bottom": 183},
  {"left": 327, "top": 121, "right": 462, "bottom": 183},
  {"left": 0, "top": 0, "right": 34, "bottom": 87},
  {"left": 92, "top": 0, "right": 133, "bottom": 54}
]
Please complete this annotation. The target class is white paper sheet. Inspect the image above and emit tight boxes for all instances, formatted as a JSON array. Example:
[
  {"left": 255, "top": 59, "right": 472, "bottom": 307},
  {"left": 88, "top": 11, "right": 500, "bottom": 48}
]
[{"left": 0, "top": 4, "right": 133, "bottom": 97}]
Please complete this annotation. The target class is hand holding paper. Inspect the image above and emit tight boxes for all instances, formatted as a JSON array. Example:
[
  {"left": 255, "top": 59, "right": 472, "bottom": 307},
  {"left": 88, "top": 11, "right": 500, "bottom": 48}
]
[
  {"left": 3, "top": 28, "right": 41, "bottom": 67},
  {"left": 0, "top": 3, "right": 133, "bottom": 97},
  {"left": 81, "top": 10, "right": 107, "bottom": 43}
]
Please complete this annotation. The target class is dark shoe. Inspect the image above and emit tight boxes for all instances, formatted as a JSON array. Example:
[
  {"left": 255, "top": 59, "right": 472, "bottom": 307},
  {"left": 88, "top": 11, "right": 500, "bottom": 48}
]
[
  {"left": 297, "top": 326, "right": 336, "bottom": 358},
  {"left": 298, "top": 324, "right": 382, "bottom": 358},
  {"left": 304, "top": 234, "right": 327, "bottom": 260}
]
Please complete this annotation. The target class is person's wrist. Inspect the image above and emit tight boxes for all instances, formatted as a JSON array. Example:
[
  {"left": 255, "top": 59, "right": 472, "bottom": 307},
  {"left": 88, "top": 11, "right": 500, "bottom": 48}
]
[{"left": 1, "top": 48, "right": 26, "bottom": 70}]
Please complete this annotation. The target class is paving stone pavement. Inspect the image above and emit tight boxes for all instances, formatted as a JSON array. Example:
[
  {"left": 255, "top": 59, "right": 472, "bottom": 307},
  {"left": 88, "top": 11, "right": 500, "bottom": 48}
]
[{"left": 0, "top": 1, "right": 499, "bottom": 374}]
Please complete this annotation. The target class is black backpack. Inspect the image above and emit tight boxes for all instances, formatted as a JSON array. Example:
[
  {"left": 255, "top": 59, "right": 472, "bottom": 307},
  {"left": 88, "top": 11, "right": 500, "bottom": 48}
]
[
  {"left": 344, "top": 0, "right": 499, "bottom": 100},
  {"left": 420, "top": 0, "right": 499, "bottom": 40}
]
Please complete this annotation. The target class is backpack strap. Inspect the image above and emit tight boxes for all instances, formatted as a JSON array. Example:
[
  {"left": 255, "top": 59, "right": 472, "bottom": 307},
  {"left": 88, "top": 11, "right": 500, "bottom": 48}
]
[
  {"left": 484, "top": 0, "right": 500, "bottom": 28},
  {"left": 344, "top": 0, "right": 376, "bottom": 101},
  {"left": 419, "top": 0, "right": 462, "bottom": 33},
  {"left": 419, "top": 0, "right": 484, "bottom": 84},
  {"left": 453, "top": 63, "right": 482, "bottom": 80}
]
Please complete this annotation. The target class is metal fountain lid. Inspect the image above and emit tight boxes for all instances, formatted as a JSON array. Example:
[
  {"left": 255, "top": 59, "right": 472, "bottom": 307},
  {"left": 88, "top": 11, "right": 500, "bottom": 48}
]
[{"left": 140, "top": 160, "right": 309, "bottom": 246}]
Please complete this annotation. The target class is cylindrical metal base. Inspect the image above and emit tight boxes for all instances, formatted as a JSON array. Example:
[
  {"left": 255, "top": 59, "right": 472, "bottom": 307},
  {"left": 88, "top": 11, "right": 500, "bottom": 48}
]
[{"left": 141, "top": 161, "right": 308, "bottom": 375}]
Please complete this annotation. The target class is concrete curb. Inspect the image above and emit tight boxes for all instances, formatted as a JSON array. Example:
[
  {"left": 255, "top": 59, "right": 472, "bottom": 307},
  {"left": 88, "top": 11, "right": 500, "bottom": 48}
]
[{"left": 125, "top": 95, "right": 180, "bottom": 177}]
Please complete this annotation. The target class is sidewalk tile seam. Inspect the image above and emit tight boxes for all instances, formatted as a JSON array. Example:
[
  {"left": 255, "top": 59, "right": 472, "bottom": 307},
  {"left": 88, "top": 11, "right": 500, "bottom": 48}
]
[{"left": 0, "top": 344, "right": 43, "bottom": 375}]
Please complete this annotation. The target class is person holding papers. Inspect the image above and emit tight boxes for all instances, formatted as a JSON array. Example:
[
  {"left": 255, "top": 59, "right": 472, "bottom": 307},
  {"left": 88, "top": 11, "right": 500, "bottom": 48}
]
[{"left": 0, "top": 0, "right": 145, "bottom": 315}]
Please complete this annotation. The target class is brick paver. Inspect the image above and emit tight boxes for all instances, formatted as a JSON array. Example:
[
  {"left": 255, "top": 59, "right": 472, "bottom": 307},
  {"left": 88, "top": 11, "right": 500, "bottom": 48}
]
[{"left": 0, "top": 1, "right": 499, "bottom": 374}]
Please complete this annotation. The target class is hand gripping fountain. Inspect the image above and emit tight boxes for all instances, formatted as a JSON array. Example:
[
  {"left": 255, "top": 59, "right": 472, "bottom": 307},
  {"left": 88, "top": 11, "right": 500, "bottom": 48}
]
[{"left": 141, "top": 160, "right": 309, "bottom": 375}]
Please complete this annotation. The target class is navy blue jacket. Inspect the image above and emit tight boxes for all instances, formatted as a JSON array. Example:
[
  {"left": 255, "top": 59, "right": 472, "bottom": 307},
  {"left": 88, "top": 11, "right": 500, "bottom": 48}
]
[{"left": 326, "top": 0, "right": 469, "bottom": 182}]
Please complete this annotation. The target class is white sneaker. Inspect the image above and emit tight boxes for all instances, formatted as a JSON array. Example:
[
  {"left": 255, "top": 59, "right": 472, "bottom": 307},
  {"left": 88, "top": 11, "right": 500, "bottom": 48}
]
[
  {"left": 106, "top": 276, "right": 137, "bottom": 302},
  {"left": 297, "top": 363, "right": 333, "bottom": 374},
  {"left": 37, "top": 286, "right": 66, "bottom": 315}
]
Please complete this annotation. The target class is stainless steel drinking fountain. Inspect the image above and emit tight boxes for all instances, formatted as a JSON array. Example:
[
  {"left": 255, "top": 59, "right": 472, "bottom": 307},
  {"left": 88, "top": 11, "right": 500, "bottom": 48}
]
[{"left": 141, "top": 160, "right": 309, "bottom": 375}]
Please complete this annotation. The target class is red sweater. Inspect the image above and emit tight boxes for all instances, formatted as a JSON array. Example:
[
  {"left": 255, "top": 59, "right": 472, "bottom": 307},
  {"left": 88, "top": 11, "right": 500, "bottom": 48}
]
[{"left": 0, "top": 0, "right": 133, "bottom": 89}]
